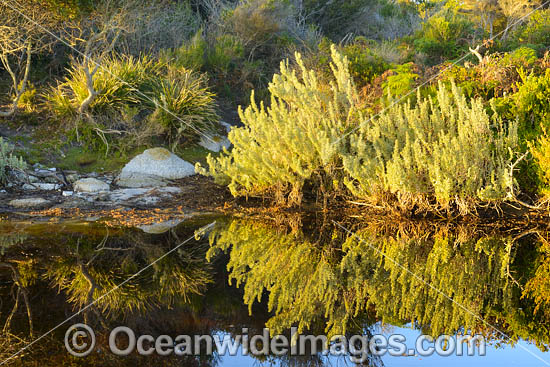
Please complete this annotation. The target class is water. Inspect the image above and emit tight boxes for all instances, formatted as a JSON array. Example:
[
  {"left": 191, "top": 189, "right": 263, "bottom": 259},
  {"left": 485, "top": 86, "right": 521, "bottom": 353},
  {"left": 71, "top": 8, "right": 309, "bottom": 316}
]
[{"left": 0, "top": 214, "right": 549, "bottom": 366}]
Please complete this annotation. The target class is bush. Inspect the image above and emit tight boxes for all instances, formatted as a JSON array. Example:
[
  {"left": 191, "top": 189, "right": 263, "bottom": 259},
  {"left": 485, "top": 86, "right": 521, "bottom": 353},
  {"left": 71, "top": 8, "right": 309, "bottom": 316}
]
[
  {"left": 413, "top": 12, "right": 474, "bottom": 64},
  {"left": 342, "top": 81, "right": 519, "bottom": 214},
  {"left": 197, "top": 45, "right": 363, "bottom": 206},
  {"left": 382, "top": 62, "right": 419, "bottom": 96},
  {"left": 514, "top": 10, "right": 550, "bottom": 48},
  {"left": 512, "top": 69, "right": 550, "bottom": 141},
  {"left": 304, "top": 37, "right": 390, "bottom": 88},
  {"left": 46, "top": 55, "right": 220, "bottom": 149},
  {"left": 0, "top": 138, "right": 27, "bottom": 185},
  {"left": 198, "top": 47, "right": 520, "bottom": 213},
  {"left": 529, "top": 127, "right": 550, "bottom": 197}
]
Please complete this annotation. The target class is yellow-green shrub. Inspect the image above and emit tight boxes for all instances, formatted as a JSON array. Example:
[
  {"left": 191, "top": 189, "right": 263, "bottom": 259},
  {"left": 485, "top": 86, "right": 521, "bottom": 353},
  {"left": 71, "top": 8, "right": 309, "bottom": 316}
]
[
  {"left": 343, "top": 82, "right": 519, "bottom": 213},
  {"left": 197, "top": 45, "right": 364, "bottom": 206}
]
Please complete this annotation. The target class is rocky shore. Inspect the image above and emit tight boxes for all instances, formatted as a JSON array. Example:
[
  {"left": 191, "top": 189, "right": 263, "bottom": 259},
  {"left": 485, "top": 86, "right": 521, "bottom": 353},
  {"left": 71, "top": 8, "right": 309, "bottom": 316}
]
[{"left": 0, "top": 147, "right": 230, "bottom": 217}]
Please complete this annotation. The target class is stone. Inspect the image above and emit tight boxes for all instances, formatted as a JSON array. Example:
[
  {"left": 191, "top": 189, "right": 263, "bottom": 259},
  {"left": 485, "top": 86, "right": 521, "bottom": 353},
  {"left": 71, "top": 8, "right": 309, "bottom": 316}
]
[
  {"left": 115, "top": 173, "right": 169, "bottom": 188},
  {"left": 22, "top": 183, "right": 61, "bottom": 191},
  {"left": 220, "top": 121, "right": 232, "bottom": 133},
  {"left": 138, "top": 219, "right": 184, "bottom": 234},
  {"left": 74, "top": 178, "right": 110, "bottom": 193},
  {"left": 62, "top": 191, "right": 74, "bottom": 197},
  {"left": 9, "top": 198, "right": 51, "bottom": 209},
  {"left": 118, "top": 148, "right": 195, "bottom": 180},
  {"left": 198, "top": 133, "right": 231, "bottom": 153}
]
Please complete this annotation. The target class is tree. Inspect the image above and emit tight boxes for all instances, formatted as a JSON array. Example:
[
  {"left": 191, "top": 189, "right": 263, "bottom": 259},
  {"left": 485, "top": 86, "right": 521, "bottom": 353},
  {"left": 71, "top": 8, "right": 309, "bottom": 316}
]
[{"left": 0, "top": 1, "right": 56, "bottom": 117}]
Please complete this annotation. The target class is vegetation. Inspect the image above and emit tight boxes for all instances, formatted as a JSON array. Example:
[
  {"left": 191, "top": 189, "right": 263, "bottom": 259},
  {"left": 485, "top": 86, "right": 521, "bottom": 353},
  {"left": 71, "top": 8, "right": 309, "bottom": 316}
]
[
  {"left": 2, "top": 0, "right": 550, "bottom": 213},
  {"left": 0, "top": 137, "right": 27, "bottom": 184}
]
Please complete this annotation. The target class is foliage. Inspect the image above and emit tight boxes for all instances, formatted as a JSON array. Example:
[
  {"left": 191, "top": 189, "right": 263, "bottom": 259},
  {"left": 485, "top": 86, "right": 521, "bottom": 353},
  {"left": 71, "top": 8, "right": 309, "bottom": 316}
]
[
  {"left": 46, "top": 55, "right": 220, "bottom": 148},
  {"left": 513, "top": 9, "right": 550, "bottom": 48},
  {"left": 511, "top": 68, "right": 550, "bottom": 141},
  {"left": 382, "top": 62, "right": 419, "bottom": 96},
  {"left": 413, "top": 11, "right": 474, "bottom": 64},
  {"left": 0, "top": 137, "right": 27, "bottom": 185},
  {"left": 303, "top": 0, "right": 419, "bottom": 40},
  {"left": 148, "top": 67, "right": 220, "bottom": 149},
  {"left": 528, "top": 127, "right": 550, "bottom": 196},
  {"left": 197, "top": 46, "right": 363, "bottom": 206},
  {"left": 343, "top": 81, "right": 519, "bottom": 214}
]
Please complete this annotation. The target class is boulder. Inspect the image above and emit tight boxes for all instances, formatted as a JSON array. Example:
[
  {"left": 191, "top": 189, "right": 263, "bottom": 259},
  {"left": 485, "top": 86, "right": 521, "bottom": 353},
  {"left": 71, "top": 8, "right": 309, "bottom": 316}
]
[
  {"left": 115, "top": 148, "right": 194, "bottom": 188},
  {"left": 9, "top": 198, "right": 51, "bottom": 209},
  {"left": 74, "top": 178, "right": 110, "bottom": 192}
]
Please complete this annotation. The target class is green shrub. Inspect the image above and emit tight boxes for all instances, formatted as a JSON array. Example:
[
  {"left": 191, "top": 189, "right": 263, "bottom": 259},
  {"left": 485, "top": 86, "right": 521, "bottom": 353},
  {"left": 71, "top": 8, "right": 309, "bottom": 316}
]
[
  {"left": 148, "top": 68, "right": 219, "bottom": 149},
  {"left": 515, "top": 10, "right": 550, "bottom": 48},
  {"left": 413, "top": 12, "right": 474, "bottom": 64},
  {"left": 46, "top": 55, "right": 220, "bottom": 149},
  {"left": 0, "top": 138, "right": 27, "bottom": 185},
  {"left": 512, "top": 69, "right": 550, "bottom": 141},
  {"left": 198, "top": 47, "right": 520, "bottom": 213},
  {"left": 382, "top": 62, "right": 419, "bottom": 96},
  {"left": 343, "top": 81, "right": 519, "bottom": 214},
  {"left": 197, "top": 45, "right": 363, "bottom": 206},
  {"left": 305, "top": 38, "right": 390, "bottom": 87},
  {"left": 529, "top": 127, "right": 550, "bottom": 197},
  {"left": 47, "top": 55, "right": 161, "bottom": 117}
]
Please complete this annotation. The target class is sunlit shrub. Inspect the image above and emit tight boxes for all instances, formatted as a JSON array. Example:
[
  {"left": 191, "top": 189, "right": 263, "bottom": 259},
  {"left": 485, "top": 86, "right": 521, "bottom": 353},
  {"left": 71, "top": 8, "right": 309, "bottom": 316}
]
[
  {"left": 197, "top": 46, "right": 364, "bottom": 206},
  {"left": 512, "top": 69, "right": 550, "bottom": 141},
  {"left": 343, "top": 81, "right": 519, "bottom": 214},
  {"left": 529, "top": 127, "right": 550, "bottom": 197}
]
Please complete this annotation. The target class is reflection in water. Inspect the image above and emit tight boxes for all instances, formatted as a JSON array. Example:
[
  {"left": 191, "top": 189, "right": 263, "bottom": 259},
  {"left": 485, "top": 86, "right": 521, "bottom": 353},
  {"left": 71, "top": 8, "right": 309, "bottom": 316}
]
[
  {"left": 208, "top": 216, "right": 550, "bottom": 351},
  {"left": 0, "top": 215, "right": 549, "bottom": 366}
]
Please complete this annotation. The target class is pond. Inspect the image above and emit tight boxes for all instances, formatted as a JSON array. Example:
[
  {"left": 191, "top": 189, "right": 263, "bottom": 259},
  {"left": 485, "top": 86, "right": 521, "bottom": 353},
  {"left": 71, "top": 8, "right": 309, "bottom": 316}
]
[{"left": 0, "top": 214, "right": 549, "bottom": 366}]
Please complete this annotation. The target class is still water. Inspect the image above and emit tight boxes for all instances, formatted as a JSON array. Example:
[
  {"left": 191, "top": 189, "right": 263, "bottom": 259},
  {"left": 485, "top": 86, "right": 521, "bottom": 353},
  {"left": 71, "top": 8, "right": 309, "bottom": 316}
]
[{"left": 0, "top": 213, "right": 549, "bottom": 366}]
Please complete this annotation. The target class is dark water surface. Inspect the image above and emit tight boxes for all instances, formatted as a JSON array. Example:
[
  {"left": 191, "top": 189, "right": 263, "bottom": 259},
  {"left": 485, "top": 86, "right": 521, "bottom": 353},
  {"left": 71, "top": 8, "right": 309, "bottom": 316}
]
[{"left": 0, "top": 214, "right": 549, "bottom": 366}]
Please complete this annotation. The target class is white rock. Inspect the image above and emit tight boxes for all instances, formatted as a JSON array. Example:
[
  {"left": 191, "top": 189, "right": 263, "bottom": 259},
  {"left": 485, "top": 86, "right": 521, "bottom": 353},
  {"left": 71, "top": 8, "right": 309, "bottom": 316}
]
[
  {"left": 62, "top": 191, "right": 74, "bottom": 197},
  {"left": 74, "top": 178, "right": 110, "bottom": 193},
  {"left": 119, "top": 148, "right": 195, "bottom": 179},
  {"left": 22, "top": 183, "right": 61, "bottom": 191},
  {"left": 9, "top": 198, "right": 51, "bottom": 209},
  {"left": 198, "top": 134, "right": 231, "bottom": 153}
]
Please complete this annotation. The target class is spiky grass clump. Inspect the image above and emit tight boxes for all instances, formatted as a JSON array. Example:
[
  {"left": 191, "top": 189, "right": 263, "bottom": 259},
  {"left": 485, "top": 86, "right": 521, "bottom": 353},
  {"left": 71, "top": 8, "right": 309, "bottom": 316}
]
[{"left": 46, "top": 55, "right": 220, "bottom": 147}]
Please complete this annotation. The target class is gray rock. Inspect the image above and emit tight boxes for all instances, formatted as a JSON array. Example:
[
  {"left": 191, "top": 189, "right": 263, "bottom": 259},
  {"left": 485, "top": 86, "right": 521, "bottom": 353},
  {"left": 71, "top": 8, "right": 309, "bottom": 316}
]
[
  {"left": 115, "top": 173, "right": 170, "bottom": 188},
  {"left": 22, "top": 183, "right": 61, "bottom": 191},
  {"left": 9, "top": 198, "right": 51, "bottom": 209},
  {"left": 74, "top": 178, "right": 110, "bottom": 193},
  {"left": 119, "top": 148, "right": 195, "bottom": 180},
  {"left": 138, "top": 219, "right": 184, "bottom": 234},
  {"left": 198, "top": 134, "right": 231, "bottom": 153},
  {"left": 220, "top": 121, "right": 232, "bottom": 133},
  {"left": 66, "top": 174, "right": 80, "bottom": 183}
]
